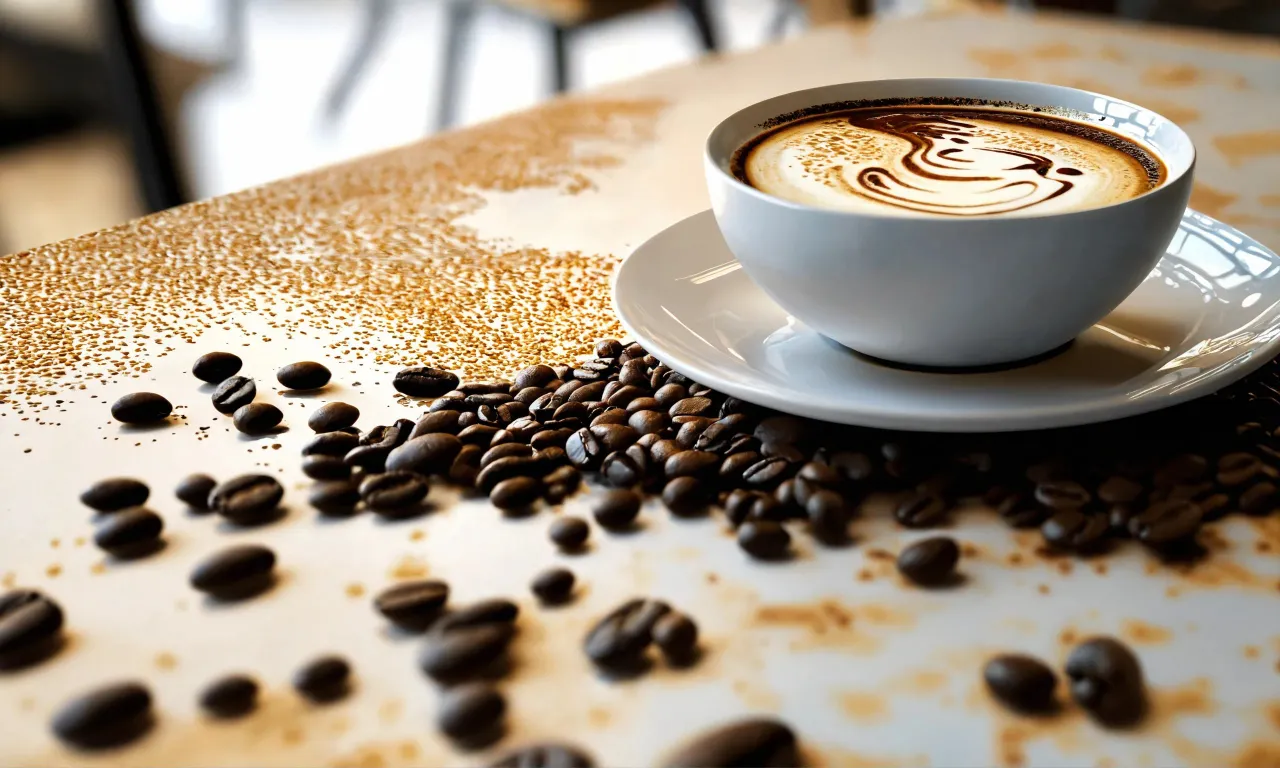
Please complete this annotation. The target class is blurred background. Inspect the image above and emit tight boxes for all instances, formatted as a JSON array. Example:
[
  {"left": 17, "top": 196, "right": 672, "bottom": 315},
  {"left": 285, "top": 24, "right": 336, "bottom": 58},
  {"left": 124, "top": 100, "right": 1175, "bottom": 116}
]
[{"left": 0, "top": 0, "right": 1276, "bottom": 254}]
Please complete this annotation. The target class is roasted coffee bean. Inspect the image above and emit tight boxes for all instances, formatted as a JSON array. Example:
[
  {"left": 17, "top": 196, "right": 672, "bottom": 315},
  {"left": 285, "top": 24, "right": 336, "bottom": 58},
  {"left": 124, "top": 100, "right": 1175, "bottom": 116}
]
[
  {"left": 466, "top": 393, "right": 513, "bottom": 410},
  {"left": 110, "top": 392, "right": 172, "bottom": 424},
  {"left": 737, "top": 520, "right": 791, "bottom": 560},
  {"left": 477, "top": 456, "right": 544, "bottom": 494},
  {"left": 435, "top": 599, "right": 519, "bottom": 633},
  {"left": 359, "top": 471, "right": 428, "bottom": 513},
  {"left": 80, "top": 477, "right": 149, "bottom": 513},
  {"left": 549, "top": 516, "right": 590, "bottom": 551},
  {"left": 660, "top": 717, "right": 799, "bottom": 768},
  {"left": 569, "top": 381, "right": 608, "bottom": 402},
  {"left": 212, "top": 375, "right": 256, "bottom": 414},
  {"left": 488, "top": 743, "right": 595, "bottom": 768},
  {"left": 174, "top": 473, "right": 216, "bottom": 509},
  {"left": 308, "top": 480, "right": 361, "bottom": 516},
  {"left": 387, "top": 433, "right": 463, "bottom": 475},
  {"left": 606, "top": 385, "right": 646, "bottom": 409},
  {"left": 1153, "top": 453, "right": 1208, "bottom": 488},
  {"left": 675, "top": 417, "right": 714, "bottom": 447},
  {"left": 302, "top": 454, "right": 351, "bottom": 480},
  {"left": 429, "top": 395, "right": 469, "bottom": 413},
  {"left": 233, "top": 402, "right": 283, "bottom": 434},
  {"left": 392, "top": 366, "right": 459, "bottom": 397},
  {"left": 190, "top": 544, "right": 276, "bottom": 600},
  {"left": 0, "top": 590, "right": 64, "bottom": 669},
  {"left": 531, "top": 567, "right": 576, "bottom": 604},
  {"left": 192, "top": 351, "right": 243, "bottom": 383},
  {"left": 806, "top": 490, "right": 850, "bottom": 544},
  {"left": 617, "top": 358, "right": 648, "bottom": 386},
  {"left": 542, "top": 464, "right": 580, "bottom": 490},
  {"left": 761, "top": 442, "right": 805, "bottom": 464},
  {"left": 1097, "top": 476, "right": 1144, "bottom": 504},
  {"left": 653, "top": 612, "right": 698, "bottom": 661},
  {"left": 723, "top": 489, "right": 757, "bottom": 527},
  {"left": 1041, "top": 509, "right": 1110, "bottom": 551},
  {"left": 491, "top": 477, "right": 542, "bottom": 511},
  {"left": 983, "top": 654, "right": 1057, "bottom": 713},
  {"left": 293, "top": 655, "right": 351, "bottom": 703},
  {"left": 995, "top": 492, "right": 1049, "bottom": 528},
  {"left": 720, "top": 451, "right": 762, "bottom": 483},
  {"left": 308, "top": 402, "right": 359, "bottom": 432},
  {"left": 584, "top": 598, "right": 670, "bottom": 668},
  {"left": 894, "top": 493, "right": 949, "bottom": 528},
  {"left": 743, "top": 456, "right": 792, "bottom": 488},
  {"left": 649, "top": 438, "right": 685, "bottom": 465},
  {"left": 1240, "top": 480, "right": 1279, "bottom": 515},
  {"left": 93, "top": 508, "right": 163, "bottom": 558},
  {"left": 277, "top": 361, "right": 331, "bottom": 390},
  {"left": 774, "top": 479, "right": 800, "bottom": 512},
  {"left": 449, "top": 445, "right": 484, "bottom": 487},
  {"left": 52, "top": 681, "right": 153, "bottom": 750},
  {"left": 624, "top": 397, "right": 661, "bottom": 415},
  {"left": 654, "top": 383, "right": 688, "bottom": 407},
  {"left": 593, "top": 489, "right": 641, "bottom": 530},
  {"left": 1129, "top": 500, "right": 1202, "bottom": 545},
  {"left": 303, "top": 429, "right": 359, "bottom": 457},
  {"left": 457, "top": 380, "right": 514, "bottom": 396},
  {"left": 565, "top": 428, "right": 605, "bottom": 470},
  {"left": 829, "top": 451, "right": 874, "bottom": 483},
  {"left": 665, "top": 450, "right": 720, "bottom": 480},
  {"left": 595, "top": 339, "right": 624, "bottom": 358},
  {"left": 531, "top": 393, "right": 567, "bottom": 422},
  {"left": 1034, "top": 481, "right": 1091, "bottom": 510},
  {"left": 530, "top": 428, "right": 573, "bottom": 450},
  {"left": 629, "top": 410, "right": 668, "bottom": 436},
  {"left": 198, "top": 674, "right": 258, "bottom": 718},
  {"left": 591, "top": 408, "right": 629, "bottom": 427},
  {"left": 1216, "top": 452, "right": 1262, "bottom": 486},
  {"left": 410, "top": 410, "right": 462, "bottom": 439},
  {"left": 589, "top": 423, "right": 639, "bottom": 454},
  {"left": 746, "top": 493, "right": 789, "bottom": 523},
  {"left": 1107, "top": 504, "right": 1137, "bottom": 536},
  {"left": 515, "top": 365, "right": 557, "bottom": 390},
  {"left": 210, "top": 474, "right": 284, "bottom": 524},
  {"left": 374, "top": 579, "right": 449, "bottom": 631},
  {"left": 669, "top": 397, "right": 714, "bottom": 418},
  {"left": 1025, "top": 458, "right": 1072, "bottom": 484},
  {"left": 897, "top": 536, "right": 960, "bottom": 586},
  {"left": 421, "top": 623, "right": 516, "bottom": 683},
  {"left": 1065, "top": 637, "right": 1146, "bottom": 726},
  {"left": 1198, "top": 492, "right": 1231, "bottom": 522},
  {"left": 481, "top": 443, "right": 534, "bottom": 468},
  {"left": 662, "top": 476, "right": 709, "bottom": 517},
  {"left": 602, "top": 446, "right": 648, "bottom": 488},
  {"left": 459, "top": 424, "right": 501, "bottom": 447},
  {"left": 551, "top": 401, "right": 589, "bottom": 423},
  {"left": 438, "top": 683, "right": 506, "bottom": 744},
  {"left": 753, "top": 415, "right": 808, "bottom": 447}
]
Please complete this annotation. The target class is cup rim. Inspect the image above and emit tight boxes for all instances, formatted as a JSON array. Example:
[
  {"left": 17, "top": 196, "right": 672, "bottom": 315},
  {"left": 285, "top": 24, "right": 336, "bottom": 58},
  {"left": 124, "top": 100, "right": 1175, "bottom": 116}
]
[{"left": 704, "top": 77, "right": 1197, "bottom": 222}]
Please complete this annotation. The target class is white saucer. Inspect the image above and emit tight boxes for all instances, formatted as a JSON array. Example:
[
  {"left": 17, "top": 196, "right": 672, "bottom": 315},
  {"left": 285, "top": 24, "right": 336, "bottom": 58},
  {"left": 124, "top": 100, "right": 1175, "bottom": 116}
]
[{"left": 613, "top": 209, "right": 1280, "bottom": 432}]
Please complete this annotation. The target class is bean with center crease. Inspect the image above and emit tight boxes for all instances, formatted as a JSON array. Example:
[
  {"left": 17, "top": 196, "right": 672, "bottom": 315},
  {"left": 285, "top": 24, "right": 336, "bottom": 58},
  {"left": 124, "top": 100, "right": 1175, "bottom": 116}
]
[{"left": 359, "top": 471, "right": 429, "bottom": 513}]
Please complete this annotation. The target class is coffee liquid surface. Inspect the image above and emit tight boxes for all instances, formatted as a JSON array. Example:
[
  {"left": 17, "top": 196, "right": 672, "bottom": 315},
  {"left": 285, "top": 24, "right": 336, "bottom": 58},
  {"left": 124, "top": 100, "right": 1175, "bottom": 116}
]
[{"left": 735, "top": 106, "right": 1165, "bottom": 217}]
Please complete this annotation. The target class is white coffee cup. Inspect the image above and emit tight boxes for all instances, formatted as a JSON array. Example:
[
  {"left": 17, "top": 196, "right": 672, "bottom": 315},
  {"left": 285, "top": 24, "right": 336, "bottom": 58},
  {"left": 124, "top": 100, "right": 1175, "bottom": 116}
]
[{"left": 704, "top": 79, "right": 1195, "bottom": 368}]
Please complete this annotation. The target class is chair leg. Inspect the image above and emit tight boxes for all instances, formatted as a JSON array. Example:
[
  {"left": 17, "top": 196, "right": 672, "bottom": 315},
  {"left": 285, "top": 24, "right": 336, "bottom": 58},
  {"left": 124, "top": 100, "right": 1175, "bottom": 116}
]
[
  {"left": 99, "top": 0, "right": 185, "bottom": 212},
  {"left": 550, "top": 24, "right": 570, "bottom": 93},
  {"left": 435, "top": 0, "right": 477, "bottom": 130},
  {"left": 321, "top": 0, "right": 393, "bottom": 124},
  {"left": 677, "top": 0, "right": 719, "bottom": 52}
]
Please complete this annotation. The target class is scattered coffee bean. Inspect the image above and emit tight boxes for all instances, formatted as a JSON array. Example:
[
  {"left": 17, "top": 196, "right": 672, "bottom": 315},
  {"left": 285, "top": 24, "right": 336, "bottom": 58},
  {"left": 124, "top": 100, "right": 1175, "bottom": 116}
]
[
  {"left": 488, "top": 743, "right": 595, "bottom": 768},
  {"left": 531, "top": 567, "right": 575, "bottom": 604},
  {"left": 211, "top": 375, "right": 256, "bottom": 414},
  {"left": 307, "top": 402, "right": 359, "bottom": 432},
  {"left": 303, "top": 430, "right": 359, "bottom": 457},
  {"left": 736, "top": 520, "right": 791, "bottom": 560},
  {"left": 652, "top": 612, "right": 698, "bottom": 662},
  {"left": 209, "top": 474, "right": 284, "bottom": 524},
  {"left": 1065, "top": 637, "right": 1146, "bottom": 726},
  {"left": 592, "top": 489, "right": 641, "bottom": 530},
  {"left": 481, "top": 443, "right": 534, "bottom": 468},
  {"left": 190, "top": 544, "right": 276, "bottom": 600},
  {"left": 233, "top": 402, "right": 283, "bottom": 434},
  {"left": 565, "top": 428, "right": 604, "bottom": 470},
  {"left": 742, "top": 456, "right": 791, "bottom": 488},
  {"left": 1216, "top": 452, "right": 1262, "bottom": 486},
  {"left": 374, "top": 579, "right": 449, "bottom": 631},
  {"left": 277, "top": 361, "right": 331, "bottom": 390},
  {"left": 292, "top": 655, "right": 351, "bottom": 703},
  {"left": 894, "top": 493, "right": 949, "bottom": 528},
  {"left": 0, "top": 590, "right": 64, "bottom": 669},
  {"left": 549, "top": 516, "right": 590, "bottom": 552},
  {"left": 359, "top": 471, "right": 429, "bottom": 513},
  {"left": 421, "top": 623, "right": 516, "bottom": 683},
  {"left": 459, "top": 424, "right": 501, "bottom": 447},
  {"left": 660, "top": 717, "right": 799, "bottom": 768},
  {"left": 93, "top": 508, "right": 163, "bottom": 558},
  {"left": 434, "top": 598, "right": 519, "bottom": 634},
  {"left": 1097, "top": 476, "right": 1144, "bottom": 504},
  {"left": 806, "top": 489, "right": 850, "bottom": 544},
  {"left": 192, "top": 351, "right": 243, "bottom": 383},
  {"left": 491, "top": 476, "right": 542, "bottom": 511},
  {"left": 662, "top": 476, "right": 708, "bottom": 517},
  {"left": 1153, "top": 453, "right": 1208, "bottom": 487},
  {"left": 308, "top": 480, "right": 362, "bottom": 516},
  {"left": 110, "top": 392, "right": 172, "bottom": 424},
  {"left": 302, "top": 454, "right": 351, "bottom": 480},
  {"left": 174, "top": 474, "right": 216, "bottom": 511},
  {"left": 395, "top": 366, "right": 460, "bottom": 397},
  {"left": 1034, "top": 481, "right": 1091, "bottom": 509},
  {"left": 583, "top": 598, "right": 671, "bottom": 669},
  {"left": 51, "top": 681, "right": 153, "bottom": 750},
  {"left": 515, "top": 365, "right": 557, "bottom": 390},
  {"left": 411, "top": 410, "right": 462, "bottom": 438},
  {"left": 387, "top": 434, "right": 464, "bottom": 475},
  {"left": 665, "top": 450, "right": 719, "bottom": 480},
  {"left": 984, "top": 654, "right": 1057, "bottom": 713},
  {"left": 450, "top": 444, "right": 484, "bottom": 487},
  {"left": 896, "top": 536, "right": 960, "bottom": 586},
  {"left": 1041, "top": 509, "right": 1110, "bottom": 551},
  {"left": 80, "top": 478, "right": 149, "bottom": 513},
  {"left": 1129, "top": 499, "right": 1202, "bottom": 545},
  {"left": 1240, "top": 480, "right": 1279, "bottom": 515},
  {"left": 199, "top": 674, "right": 259, "bottom": 718},
  {"left": 438, "top": 683, "right": 506, "bottom": 744}
]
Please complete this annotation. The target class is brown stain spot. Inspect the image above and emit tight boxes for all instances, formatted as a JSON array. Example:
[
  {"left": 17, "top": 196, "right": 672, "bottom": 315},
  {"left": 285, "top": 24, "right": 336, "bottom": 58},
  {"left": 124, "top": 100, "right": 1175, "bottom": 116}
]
[
  {"left": 837, "top": 691, "right": 889, "bottom": 722},
  {"left": 997, "top": 724, "right": 1029, "bottom": 768},
  {"left": 751, "top": 600, "right": 911, "bottom": 654},
  {"left": 968, "top": 48, "right": 1023, "bottom": 75},
  {"left": 1121, "top": 619, "right": 1172, "bottom": 646},
  {"left": 1244, "top": 645, "right": 1261, "bottom": 660},
  {"left": 1267, "top": 700, "right": 1280, "bottom": 730},
  {"left": 1055, "top": 561, "right": 1073, "bottom": 576},
  {"left": 1215, "top": 131, "right": 1280, "bottom": 168},
  {"left": 731, "top": 678, "right": 782, "bottom": 710},
  {"left": 399, "top": 742, "right": 420, "bottom": 761},
  {"left": 1191, "top": 183, "right": 1241, "bottom": 220},
  {"left": 1098, "top": 46, "right": 1127, "bottom": 63},
  {"left": 345, "top": 583, "right": 365, "bottom": 598},
  {"left": 49, "top": 538, "right": 59, "bottom": 549},
  {"left": 865, "top": 548, "right": 893, "bottom": 561},
  {"left": 19, "top": 697, "right": 35, "bottom": 711},
  {"left": 45, "top": 564, "right": 61, "bottom": 578},
  {"left": 154, "top": 652, "right": 177, "bottom": 670},
  {"left": 1247, "top": 517, "right": 1280, "bottom": 557},
  {"left": 960, "top": 541, "right": 981, "bottom": 558},
  {"left": 807, "top": 746, "right": 925, "bottom": 768},
  {"left": 897, "top": 669, "right": 950, "bottom": 695},
  {"left": 857, "top": 568, "right": 875, "bottom": 582},
  {"left": 1037, "top": 584, "right": 1051, "bottom": 595},
  {"left": 73, "top": 537, "right": 85, "bottom": 547},
  {"left": 1140, "top": 99, "right": 1201, "bottom": 126},
  {"left": 1, "top": 572, "right": 14, "bottom": 588},
  {"left": 330, "top": 716, "right": 351, "bottom": 735},
  {"left": 1142, "top": 63, "right": 1203, "bottom": 87},
  {"left": 1028, "top": 42, "right": 1078, "bottom": 59},
  {"left": 1261, "top": 194, "right": 1280, "bottom": 209},
  {"left": 1008, "top": 552, "right": 1027, "bottom": 567},
  {"left": 1058, "top": 627, "right": 1078, "bottom": 647},
  {"left": 283, "top": 726, "right": 304, "bottom": 746},
  {"left": 389, "top": 556, "right": 428, "bottom": 581},
  {"left": 1233, "top": 743, "right": 1280, "bottom": 768},
  {"left": 587, "top": 706, "right": 611, "bottom": 728},
  {"left": 378, "top": 699, "right": 403, "bottom": 723},
  {"left": 1164, "top": 555, "right": 1272, "bottom": 593},
  {"left": 1167, "top": 585, "right": 1183, "bottom": 598},
  {"left": 1097, "top": 758, "right": 1116, "bottom": 768},
  {"left": 704, "top": 572, "right": 719, "bottom": 584},
  {"left": 408, "top": 529, "right": 425, "bottom": 542},
  {"left": 1151, "top": 677, "right": 1216, "bottom": 725},
  {"left": 1093, "top": 562, "right": 1109, "bottom": 576},
  {"left": 90, "top": 562, "right": 106, "bottom": 575}
]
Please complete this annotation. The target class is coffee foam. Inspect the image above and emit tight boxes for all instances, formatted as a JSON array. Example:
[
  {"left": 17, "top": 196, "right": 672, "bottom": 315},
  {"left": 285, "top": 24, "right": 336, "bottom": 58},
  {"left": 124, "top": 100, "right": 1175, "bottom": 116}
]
[{"left": 739, "top": 107, "right": 1162, "bottom": 217}]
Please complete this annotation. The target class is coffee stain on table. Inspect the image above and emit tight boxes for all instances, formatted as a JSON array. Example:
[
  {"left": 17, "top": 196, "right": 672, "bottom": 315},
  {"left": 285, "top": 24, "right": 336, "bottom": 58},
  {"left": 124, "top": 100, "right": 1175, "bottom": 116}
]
[
  {"left": 967, "top": 48, "right": 1024, "bottom": 76},
  {"left": 1215, "top": 131, "right": 1280, "bottom": 168},
  {"left": 1142, "top": 63, "right": 1203, "bottom": 87},
  {"left": 750, "top": 600, "right": 914, "bottom": 654},
  {"left": 807, "top": 746, "right": 928, "bottom": 767},
  {"left": 1190, "top": 183, "right": 1239, "bottom": 220},
  {"left": 1028, "top": 42, "right": 1079, "bottom": 60},
  {"left": 1122, "top": 619, "right": 1172, "bottom": 646},
  {"left": 154, "top": 651, "right": 177, "bottom": 670},
  {"left": 330, "top": 740, "right": 426, "bottom": 768},
  {"left": 837, "top": 690, "right": 890, "bottom": 722},
  {"left": 1261, "top": 194, "right": 1280, "bottom": 209},
  {"left": 388, "top": 555, "right": 428, "bottom": 580}
]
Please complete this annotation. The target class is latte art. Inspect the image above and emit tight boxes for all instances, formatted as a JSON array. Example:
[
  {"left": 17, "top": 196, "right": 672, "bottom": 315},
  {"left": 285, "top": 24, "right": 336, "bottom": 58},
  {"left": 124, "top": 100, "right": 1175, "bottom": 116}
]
[{"left": 737, "top": 107, "right": 1164, "bottom": 217}]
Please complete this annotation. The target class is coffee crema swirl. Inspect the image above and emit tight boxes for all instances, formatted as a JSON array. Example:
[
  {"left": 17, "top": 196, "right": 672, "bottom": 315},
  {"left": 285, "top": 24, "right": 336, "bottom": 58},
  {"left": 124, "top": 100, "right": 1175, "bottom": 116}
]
[{"left": 735, "top": 107, "right": 1165, "bottom": 217}]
